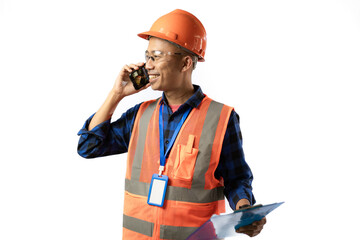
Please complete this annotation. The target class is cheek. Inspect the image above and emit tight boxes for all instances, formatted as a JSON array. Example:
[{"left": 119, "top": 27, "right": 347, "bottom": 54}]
[
  {"left": 157, "top": 65, "right": 171, "bottom": 78},
  {"left": 156, "top": 62, "right": 182, "bottom": 82},
  {"left": 163, "top": 63, "right": 181, "bottom": 75}
]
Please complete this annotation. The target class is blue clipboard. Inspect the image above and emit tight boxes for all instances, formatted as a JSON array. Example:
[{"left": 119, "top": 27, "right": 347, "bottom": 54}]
[{"left": 186, "top": 202, "right": 284, "bottom": 240}]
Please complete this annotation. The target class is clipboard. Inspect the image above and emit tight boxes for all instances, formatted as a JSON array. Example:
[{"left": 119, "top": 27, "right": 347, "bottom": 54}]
[{"left": 186, "top": 202, "right": 284, "bottom": 240}]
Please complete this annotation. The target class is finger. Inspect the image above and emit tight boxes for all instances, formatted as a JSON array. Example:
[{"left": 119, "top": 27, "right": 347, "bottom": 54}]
[
  {"left": 236, "top": 218, "right": 266, "bottom": 236},
  {"left": 252, "top": 221, "right": 263, "bottom": 226},
  {"left": 244, "top": 218, "right": 266, "bottom": 228},
  {"left": 237, "top": 224, "right": 260, "bottom": 231},
  {"left": 237, "top": 222, "right": 264, "bottom": 232},
  {"left": 257, "top": 217, "right": 266, "bottom": 224},
  {"left": 122, "top": 64, "right": 140, "bottom": 74},
  {"left": 122, "top": 64, "right": 133, "bottom": 73},
  {"left": 237, "top": 226, "right": 263, "bottom": 233},
  {"left": 248, "top": 230, "right": 261, "bottom": 237},
  {"left": 236, "top": 229, "right": 261, "bottom": 237},
  {"left": 136, "top": 62, "right": 145, "bottom": 67},
  {"left": 128, "top": 63, "right": 141, "bottom": 71}
]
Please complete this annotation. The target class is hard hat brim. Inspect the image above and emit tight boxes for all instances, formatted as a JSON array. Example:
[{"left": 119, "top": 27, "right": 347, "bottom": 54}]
[{"left": 138, "top": 31, "right": 205, "bottom": 62}]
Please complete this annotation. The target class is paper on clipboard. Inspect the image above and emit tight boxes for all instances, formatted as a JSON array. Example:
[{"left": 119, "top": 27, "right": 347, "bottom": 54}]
[{"left": 186, "top": 202, "right": 284, "bottom": 240}]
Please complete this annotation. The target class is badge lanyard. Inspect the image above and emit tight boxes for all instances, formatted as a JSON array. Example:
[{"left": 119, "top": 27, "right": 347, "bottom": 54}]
[
  {"left": 147, "top": 103, "right": 191, "bottom": 207},
  {"left": 158, "top": 104, "right": 191, "bottom": 176}
]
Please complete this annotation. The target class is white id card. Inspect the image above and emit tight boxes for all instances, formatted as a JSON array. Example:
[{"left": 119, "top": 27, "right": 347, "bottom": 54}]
[{"left": 147, "top": 174, "right": 168, "bottom": 207}]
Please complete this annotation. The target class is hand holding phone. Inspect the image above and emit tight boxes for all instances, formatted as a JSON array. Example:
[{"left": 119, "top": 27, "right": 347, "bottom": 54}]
[{"left": 129, "top": 65, "right": 149, "bottom": 90}]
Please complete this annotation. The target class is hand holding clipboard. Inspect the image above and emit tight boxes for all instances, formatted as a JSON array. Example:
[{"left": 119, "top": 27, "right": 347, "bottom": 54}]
[{"left": 186, "top": 202, "right": 284, "bottom": 240}]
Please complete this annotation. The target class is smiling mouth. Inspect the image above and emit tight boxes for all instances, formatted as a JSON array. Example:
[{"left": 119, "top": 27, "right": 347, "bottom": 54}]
[{"left": 149, "top": 74, "right": 160, "bottom": 83}]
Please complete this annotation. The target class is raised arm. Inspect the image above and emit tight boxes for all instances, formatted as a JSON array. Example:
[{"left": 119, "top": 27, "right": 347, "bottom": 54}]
[{"left": 89, "top": 62, "right": 150, "bottom": 130}]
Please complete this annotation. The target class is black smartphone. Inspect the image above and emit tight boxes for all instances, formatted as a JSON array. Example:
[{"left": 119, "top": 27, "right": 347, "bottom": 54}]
[{"left": 129, "top": 65, "right": 149, "bottom": 90}]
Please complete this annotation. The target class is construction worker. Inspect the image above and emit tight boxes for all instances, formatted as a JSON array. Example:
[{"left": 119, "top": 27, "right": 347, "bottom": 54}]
[{"left": 77, "top": 9, "right": 266, "bottom": 239}]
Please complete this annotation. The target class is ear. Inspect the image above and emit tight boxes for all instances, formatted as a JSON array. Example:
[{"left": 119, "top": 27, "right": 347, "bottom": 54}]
[{"left": 181, "top": 56, "right": 193, "bottom": 72}]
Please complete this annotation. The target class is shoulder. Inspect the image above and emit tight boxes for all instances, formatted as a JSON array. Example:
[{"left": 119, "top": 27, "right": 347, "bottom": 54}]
[
  {"left": 122, "top": 98, "right": 159, "bottom": 118},
  {"left": 203, "top": 96, "right": 235, "bottom": 114},
  {"left": 203, "top": 96, "right": 240, "bottom": 126}
]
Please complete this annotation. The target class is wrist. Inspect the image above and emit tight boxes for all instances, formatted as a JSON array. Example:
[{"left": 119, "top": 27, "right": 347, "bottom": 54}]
[
  {"left": 236, "top": 199, "right": 251, "bottom": 210},
  {"left": 110, "top": 88, "right": 125, "bottom": 102}
]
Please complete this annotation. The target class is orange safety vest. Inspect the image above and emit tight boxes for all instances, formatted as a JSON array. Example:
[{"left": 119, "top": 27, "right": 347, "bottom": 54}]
[{"left": 123, "top": 96, "right": 233, "bottom": 240}]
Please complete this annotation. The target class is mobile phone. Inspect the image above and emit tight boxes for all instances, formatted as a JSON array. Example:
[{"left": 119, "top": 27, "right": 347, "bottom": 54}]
[{"left": 129, "top": 65, "right": 149, "bottom": 90}]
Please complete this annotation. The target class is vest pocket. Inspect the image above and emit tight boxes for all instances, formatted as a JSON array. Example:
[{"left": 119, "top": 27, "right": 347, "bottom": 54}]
[{"left": 172, "top": 135, "right": 198, "bottom": 181}]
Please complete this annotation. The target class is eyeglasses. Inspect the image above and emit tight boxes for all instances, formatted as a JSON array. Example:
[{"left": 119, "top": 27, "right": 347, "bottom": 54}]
[{"left": 145, "top": 50, "right": 186, "bottom": 62}]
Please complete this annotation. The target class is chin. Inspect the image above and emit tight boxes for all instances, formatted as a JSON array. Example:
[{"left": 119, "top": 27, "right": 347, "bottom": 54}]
[
  {"left": 151, "top": 78, "right": 167, "bottom": 91},
  {"left": 150, "top": 83, "right": 162, "bottom": 91}
]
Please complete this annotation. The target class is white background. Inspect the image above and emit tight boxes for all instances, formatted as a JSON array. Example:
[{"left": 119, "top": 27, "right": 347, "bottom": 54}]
[{"left": 1, "top": 0, "right": 360, "bottom": 239}]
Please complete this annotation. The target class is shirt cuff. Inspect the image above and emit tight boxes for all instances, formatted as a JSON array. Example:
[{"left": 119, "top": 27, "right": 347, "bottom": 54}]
[
  {"left": 77, "top": 113, "right": 111, "bottom": 140},
  {"left": 227, "top": 188, "right": 256, "bottom": 210}
]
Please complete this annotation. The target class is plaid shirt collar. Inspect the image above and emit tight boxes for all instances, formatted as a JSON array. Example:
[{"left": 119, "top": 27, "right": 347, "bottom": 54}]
[{"left": 160, "top": 85, "right": 205, "bottom": 109}]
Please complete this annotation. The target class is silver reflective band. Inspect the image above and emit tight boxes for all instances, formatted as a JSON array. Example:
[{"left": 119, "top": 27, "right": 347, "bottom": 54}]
[
  {"left": 131, "top": 100, "right": 158, "bottom": 181},
  {"left": 192, "top": 101, "right": 224, "bottom": 189},
  {"left": 125, "top": 179, "right": 224, "bottom": 203},
  {"left": 123, "top": 214, "right": 154, "bottom": 237},
  {"left": 160, "top": 225, "right": 198, "bottom": 240},
  {"left": 123, "top": 214, "right": 200, "bottom": 239}
]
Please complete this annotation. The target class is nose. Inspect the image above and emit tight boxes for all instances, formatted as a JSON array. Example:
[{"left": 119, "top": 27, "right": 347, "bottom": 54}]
[{"left": 145, "top": 58, "right": 154, "bottom": 70}]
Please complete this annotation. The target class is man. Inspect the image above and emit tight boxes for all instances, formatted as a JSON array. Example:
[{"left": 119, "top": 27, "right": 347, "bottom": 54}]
[{"left": 77, "top": 9, "right": 266, "bottom": 239}]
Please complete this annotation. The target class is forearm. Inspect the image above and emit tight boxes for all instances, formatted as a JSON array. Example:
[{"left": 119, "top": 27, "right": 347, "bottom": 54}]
[
  {"left": 89, "top": 89, "right": 124, "bottom": 131},
  {"left": 88, "top": 62, "right": 149, "bottom": 131}
]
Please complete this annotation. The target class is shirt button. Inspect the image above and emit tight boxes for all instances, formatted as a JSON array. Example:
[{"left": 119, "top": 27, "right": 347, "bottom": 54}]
[{"left": 165, "top": 140, "right": 169, "bottom": 144}]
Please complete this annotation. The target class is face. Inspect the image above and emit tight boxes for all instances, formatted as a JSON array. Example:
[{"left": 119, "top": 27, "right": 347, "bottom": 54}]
[{"left": 145, "top": 37, "right": 186, "bottom": 92}]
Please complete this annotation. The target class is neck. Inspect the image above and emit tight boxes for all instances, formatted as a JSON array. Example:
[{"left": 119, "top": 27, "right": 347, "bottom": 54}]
[{"left": 164, "top": 84, "right": 194, "bottom": 105}]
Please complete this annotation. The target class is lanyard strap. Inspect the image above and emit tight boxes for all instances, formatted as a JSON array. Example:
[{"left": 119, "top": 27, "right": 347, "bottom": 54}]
[{"left": 159, "top": 104, "right": 191, "bottom": 175}]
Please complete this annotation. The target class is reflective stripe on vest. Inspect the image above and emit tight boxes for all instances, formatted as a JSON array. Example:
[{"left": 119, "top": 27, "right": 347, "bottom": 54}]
[
  {"left": 125, "top": 178, "right": 224, "bottom": 203},
  {"left": 130, "top": 100, "right": 158, "bottom": 182},
  {"left": 123, "top": 96, "right": 233, "bottom": 240},
  {"left": 160, "top": 225, "right": 198, "bottom": 240},
  {"left": 123, "top": 215, "right": 198, "bottom": 240},
  {"left": 123, "top": 214, "right": 154, "bottom": 237}
]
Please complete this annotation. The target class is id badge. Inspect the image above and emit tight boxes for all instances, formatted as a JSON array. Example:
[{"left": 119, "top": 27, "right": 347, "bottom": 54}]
[{"left": 147, "top": 174, "right": 168, "bottom": 207}]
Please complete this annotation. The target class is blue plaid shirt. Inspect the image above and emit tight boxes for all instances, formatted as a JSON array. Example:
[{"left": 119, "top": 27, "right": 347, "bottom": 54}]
[{"left": 77, "top": 85, "right": 255, "bottom": 210}]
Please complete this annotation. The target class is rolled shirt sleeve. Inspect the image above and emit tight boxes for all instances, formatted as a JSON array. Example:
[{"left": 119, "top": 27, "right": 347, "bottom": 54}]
[{"left": 77, "top": 103, "right": 142, "bottom": 158}]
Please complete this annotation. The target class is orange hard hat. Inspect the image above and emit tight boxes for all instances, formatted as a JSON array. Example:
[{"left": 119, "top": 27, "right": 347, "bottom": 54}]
[{"left": 138, "top": 9, "right": 207, "bottom": 62}]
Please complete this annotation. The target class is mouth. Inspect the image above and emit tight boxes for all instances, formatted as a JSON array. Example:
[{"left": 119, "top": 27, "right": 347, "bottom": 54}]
[{"left": 149, "top": 74, "right": 160, "bottom": 83}]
